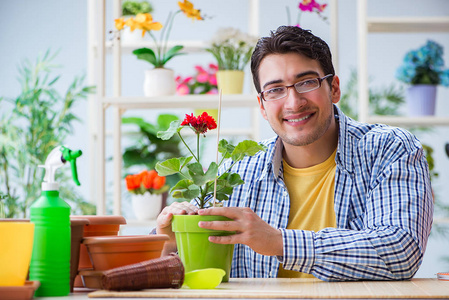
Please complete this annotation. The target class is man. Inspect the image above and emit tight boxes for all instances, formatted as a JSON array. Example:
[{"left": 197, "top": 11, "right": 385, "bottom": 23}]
[{"left": 156, "top": 26, "right": 433, "bottom": 281}]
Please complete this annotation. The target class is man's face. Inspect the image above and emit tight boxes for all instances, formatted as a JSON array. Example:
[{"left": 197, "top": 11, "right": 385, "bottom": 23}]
[{"left": 257, "top": 52, "right": 340, "bottom": 147}]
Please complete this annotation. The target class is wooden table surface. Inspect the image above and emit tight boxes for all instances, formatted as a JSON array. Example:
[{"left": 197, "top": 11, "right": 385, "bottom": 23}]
[{"left": 85, "top": 278, "right": 449, "bottom": 299}]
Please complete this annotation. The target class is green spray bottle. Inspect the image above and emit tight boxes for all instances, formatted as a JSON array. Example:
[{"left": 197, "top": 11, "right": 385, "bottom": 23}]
[{"left": 29, "top": 146, "right": 82, "bottom": 297}]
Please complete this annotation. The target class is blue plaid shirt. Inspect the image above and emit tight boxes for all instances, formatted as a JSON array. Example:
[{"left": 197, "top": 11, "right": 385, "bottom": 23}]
[{"left": 221, "top": 105, "right": 433, "bottom": 281}]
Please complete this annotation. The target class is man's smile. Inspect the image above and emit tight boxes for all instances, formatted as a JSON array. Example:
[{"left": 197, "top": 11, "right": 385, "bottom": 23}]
[{"left": 284, "top": 112, "right": 315, "bottom": 124}]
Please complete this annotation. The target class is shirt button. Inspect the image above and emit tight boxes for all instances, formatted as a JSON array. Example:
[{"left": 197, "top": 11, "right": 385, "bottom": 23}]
[{"left": 283, "top": 191, "right": 288, "bottom": 197}]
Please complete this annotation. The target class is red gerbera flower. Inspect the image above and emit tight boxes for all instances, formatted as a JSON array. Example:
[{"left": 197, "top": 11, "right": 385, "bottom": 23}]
[{"left": 181, "top": 112, "right": 217, "bottom": 134}]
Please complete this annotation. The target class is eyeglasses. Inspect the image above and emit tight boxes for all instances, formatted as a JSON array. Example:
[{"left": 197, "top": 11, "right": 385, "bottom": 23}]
[{"left": 259, "top": 74, "right": 334, "bottom": 102}]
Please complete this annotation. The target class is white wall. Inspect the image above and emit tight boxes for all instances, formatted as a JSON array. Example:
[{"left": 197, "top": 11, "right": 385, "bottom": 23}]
[{"left": 1, "top": 0, "right": 448, "bottom": 277}]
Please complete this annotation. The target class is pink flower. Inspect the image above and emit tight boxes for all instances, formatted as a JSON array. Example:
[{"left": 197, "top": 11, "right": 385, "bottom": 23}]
[
  {"left": 299, "top": 0, "right": 326, "bottom": 13},
  {"left": 207, "top": 88, "right": 218, "bottom": 94},
  {"left": 194, "top": 65, "right": 206, "bottom": 73},
  {"left": 176, "top": 83, "right": 190, "bottom": 95},
  {"left": 196, "top": 72, "right": 209, "bottom": 83},
  {"left": 183, "top": 76, "right": 193, "bottom": 84},
  {"left": 209, "top": 74, "right": 217, "bottom": 85},
  {"left": 299, "top": 0, "right": 313, "bottom": 12},
  {"left": 209, "top": 63, "right": 218, "bottom": 72}
]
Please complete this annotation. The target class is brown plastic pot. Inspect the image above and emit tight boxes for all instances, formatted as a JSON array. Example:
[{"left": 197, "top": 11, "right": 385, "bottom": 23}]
[
  {"left": 70, "top": 215, "right": 126, "bottom": 287},
  {"left": 69, "top": 218, "right": 89, "bottom": 292},
  {"left": 83, "top": 235, "right": 169, "bottom": 271},
  {"left": 78, "top": 269, "right": 104, "bottom": 290}
]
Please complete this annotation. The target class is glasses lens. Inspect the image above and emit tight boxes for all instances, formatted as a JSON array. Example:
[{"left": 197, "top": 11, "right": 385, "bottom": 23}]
[
  {"left": 294, "top": 78, "right": 320, "bottom": 93},
  {"left": 263, "top": 87, "right": 287, "bottom": 101}
]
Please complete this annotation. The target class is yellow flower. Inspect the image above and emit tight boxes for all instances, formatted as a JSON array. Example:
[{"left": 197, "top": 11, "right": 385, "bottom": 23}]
[
  {"left": 134, "top": 13, "right": 163, "bottom": 37},
  {"left": 178, "top": 0, "right": 203, "bottom": 21},
  {"left": 114, "top": 18, "right": 125, "bottom": 30},
  {"left": 113, "top": 1, "right": 205, "bottom": 68},
  {"left": 125, "top": 17, "right": 139, "bottom": 32}
]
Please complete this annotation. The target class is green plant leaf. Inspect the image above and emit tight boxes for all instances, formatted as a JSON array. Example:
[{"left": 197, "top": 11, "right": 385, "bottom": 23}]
[
  {"left": 132, "top": 48, "right": 157, "bottom": 66},
  {"left": 212, "top": 172, "right": 244, "bottom": 200},
  {"left": 188, "top": 162, "right": 218, "bottom": 186},
  {"left": 157, "top": 120, "right": 182, "bottom": 140},
  {"left": 157, "top": 114, "right": 179, "bottom": 130},
  {"left": 218, "top": 139, "right": 235, "bottom": 159},
  {"left": 155, "top": 156, "right": 193, "bottom": 176},
  {"left": 162, "top": 45, "right": 185, "bottom": 66},
  {"left": 170, "top": 179, "right": 200, "bottom": 200},
  {"left": 231, "top": 140, "right": 267, "bottom": 162}
]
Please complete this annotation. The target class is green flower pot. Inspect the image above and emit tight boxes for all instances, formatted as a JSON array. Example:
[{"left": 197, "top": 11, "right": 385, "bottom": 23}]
[{"left": 172, "top": 215, "right": 234, "bottom": 282}]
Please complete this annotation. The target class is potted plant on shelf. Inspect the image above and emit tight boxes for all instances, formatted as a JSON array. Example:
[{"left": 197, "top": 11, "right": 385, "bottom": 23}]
[
  {"left": 155, "top": 112, "right": 266, "bottom": 281},
  {"left": 396, "top": 40, "right": 449, "bottom": 116},
  {"left": 120, "top": 0, "right": 154, "bottom": 43},
  {"left": 114, "top": 0, "right": 205, "bottom": 97},
  {"left": 206, "top": 27, "right": 258, "bottom": 94},
  {"left": 125, "top": 170, "right": 169, "bottom": 221},
  {"left": 175, "top": 63, "right": 218, "bottom": 119}
]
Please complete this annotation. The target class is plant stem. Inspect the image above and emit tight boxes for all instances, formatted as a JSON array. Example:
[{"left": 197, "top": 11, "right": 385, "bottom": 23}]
[
  {"left": 197, "top": 133, "right": 200, "bottom": 164},
  {"left": 161, "top": 10, "right": 181, "bottom": 62},
  {"left": 177, "top": 131, "right": 198, "bottom": 162}
]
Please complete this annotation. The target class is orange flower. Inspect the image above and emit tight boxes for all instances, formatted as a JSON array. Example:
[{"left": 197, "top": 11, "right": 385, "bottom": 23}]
[
  {"left": 178, "top": 0, "right": 203, "bottom": 21},
  {"left": 142, "top": 170, "right": 158, "bottom": 189},
  {"left": 125, "top": 170, "right": 168, "bottom": 195},
  {"left": 153, "top": 175, "right": 166, "bottom": 190},
  {"left": 125, "top": 174, "right": 140, "bottom": 190}
]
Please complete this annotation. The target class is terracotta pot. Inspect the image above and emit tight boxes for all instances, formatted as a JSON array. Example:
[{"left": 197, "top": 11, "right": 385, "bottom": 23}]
[
  {"left": 70, "top": 215, "right": 126, "bottom": 287},
  {"left": 69, "top": 218, "right": 89, "bottom": 292},
  {"left": 83, "top": 235, "right": 169, "bottom": 271}
]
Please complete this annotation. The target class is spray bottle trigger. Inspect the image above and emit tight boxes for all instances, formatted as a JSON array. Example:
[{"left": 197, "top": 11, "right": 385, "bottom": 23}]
[{"left": 61, "top": 147, "right": 82, "bottom": 186}]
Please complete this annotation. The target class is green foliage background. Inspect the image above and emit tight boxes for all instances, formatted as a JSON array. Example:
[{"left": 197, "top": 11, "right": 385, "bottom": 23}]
[{"left": 0, "top": 50, "right": 96, "bottom": 218}]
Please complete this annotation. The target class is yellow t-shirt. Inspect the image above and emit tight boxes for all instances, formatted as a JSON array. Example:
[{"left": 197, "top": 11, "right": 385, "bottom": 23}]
[{"left": 278, "top": 149, "right": 337, "bottom": 278}]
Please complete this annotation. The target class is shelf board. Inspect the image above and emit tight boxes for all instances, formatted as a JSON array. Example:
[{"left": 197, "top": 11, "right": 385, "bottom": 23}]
[
  {"left": 108, "top": 128, "right": 256, "bottom": 137},
  {"left": 102, "top": 94, "right": 259, "bottom": 110},
  {"left": 105, "top": 40, "right": 208, "bottom": 54},
  {"left": 367, "top": 17, "right": 449, "bottom": 32},
  {"left": 367, "top": 116, "right": 449, "bottom": 126}
]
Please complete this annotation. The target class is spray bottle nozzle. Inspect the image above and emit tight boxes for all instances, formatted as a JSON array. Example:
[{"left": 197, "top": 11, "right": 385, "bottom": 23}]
[
  {"left": 61, "top": 147, "right": 82, "bottom": 186},
  {"left": 39, "top": 146, "right": 83, "bottom": 191},
  {"left": 61, "top": 146, "right": 83, "bottom": 185}
]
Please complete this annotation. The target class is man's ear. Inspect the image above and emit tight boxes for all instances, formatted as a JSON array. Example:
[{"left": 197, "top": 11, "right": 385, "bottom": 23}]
[
  {"left": 331, "top": 75, "right": 341, "bottom": 104},
  {"left": 257, "top": 95, "right": 268, "bottom": 120}
]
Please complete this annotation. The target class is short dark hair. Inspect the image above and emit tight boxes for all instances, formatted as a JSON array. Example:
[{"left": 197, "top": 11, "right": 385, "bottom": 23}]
[{"left": 250, "top": 26, "right": 335, "bottom": 93}]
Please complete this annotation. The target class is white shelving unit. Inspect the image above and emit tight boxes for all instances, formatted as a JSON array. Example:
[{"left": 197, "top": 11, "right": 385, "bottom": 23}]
[
  {"left": 88, "top": 0, "right": 340, "bottom": 216},
  {"left": 90, "top": 0, "right": 263, "bottom": 216},
  {"left": 357, "top": 1, "right": 449, "bottom": 229},
  {"left": 357, "top": 0, "right": 449, "bottom": 125}
]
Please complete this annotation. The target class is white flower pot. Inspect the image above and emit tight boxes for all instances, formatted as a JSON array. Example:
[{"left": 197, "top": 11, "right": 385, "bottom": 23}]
[
  {"left": 406, "top": 84, "right": 437, "bottom": 116},
  {"left": 131, "top": 192, "right": 163, "bottom": 221},
  {"left": 143, "top": 68, "right": 176, "bottom": 97},
  {"left": 120, "top": 16, "right": 146, "bottom": 44}
]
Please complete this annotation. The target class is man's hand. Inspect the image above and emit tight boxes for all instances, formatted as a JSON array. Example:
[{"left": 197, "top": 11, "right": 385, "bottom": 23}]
[
  {"left": 198, "top": 207, "right": 283, "bottom": 257},
  {"left": 156, "top": 201, "right": 198, "bottom": 256}
]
